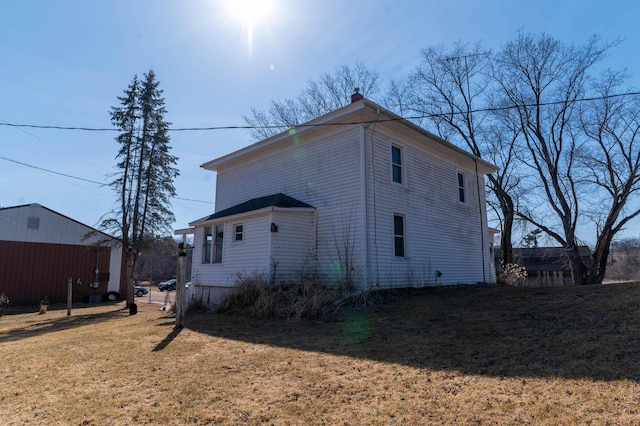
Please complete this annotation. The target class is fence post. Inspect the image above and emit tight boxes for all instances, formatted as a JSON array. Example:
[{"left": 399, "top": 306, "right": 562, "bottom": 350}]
[{"left": 67, "top": 276, "right": 72, "bottom": 316}]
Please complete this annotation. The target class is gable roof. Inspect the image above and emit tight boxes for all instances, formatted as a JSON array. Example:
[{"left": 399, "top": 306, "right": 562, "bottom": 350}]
[
  {"left": 201, "top": 98, "right": 498, "bottom": 175},
  {"left": 0, "top": 203, "right": 115, "bottom": 240},
  {"left": 194, "top": 193, "right": 314, "bottom": 224}
]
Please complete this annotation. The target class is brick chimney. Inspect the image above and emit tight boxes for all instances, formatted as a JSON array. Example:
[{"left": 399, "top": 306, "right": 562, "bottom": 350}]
[{"left": 351, "top": 87, "right": 363, "bottom": 103}]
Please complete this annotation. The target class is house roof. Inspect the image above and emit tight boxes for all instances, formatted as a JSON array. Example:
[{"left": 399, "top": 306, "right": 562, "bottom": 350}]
[
  {"left": 495, "top": 246, "right": 592, "bottom": 272},
  {"left": 201, "top": 98, "right": 498, "bottom": 175},
  {"left": 194, "top": 193, "right": 314, "bottom": 223}
]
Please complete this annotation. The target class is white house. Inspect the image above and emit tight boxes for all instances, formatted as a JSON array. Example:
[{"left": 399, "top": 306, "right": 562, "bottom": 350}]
[
  {"left": 187, "top": 96, "right": 497, "bottom": 306},
  {"left": 0, "top": 203, "right": 124, "bottom": 305}
]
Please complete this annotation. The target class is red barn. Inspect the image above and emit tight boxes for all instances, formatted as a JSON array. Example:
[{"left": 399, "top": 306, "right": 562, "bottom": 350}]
[{"left": 0, "top": 203, "right": 125, "bottom": 306}]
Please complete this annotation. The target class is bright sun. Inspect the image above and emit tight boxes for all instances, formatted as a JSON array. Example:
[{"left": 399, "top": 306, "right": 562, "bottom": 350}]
[
  {"left": 223, "top": 0, "right": 275, "bottom": 56},
  {"left": 224, "top": 0, "right": 274, "bottom": 25}
]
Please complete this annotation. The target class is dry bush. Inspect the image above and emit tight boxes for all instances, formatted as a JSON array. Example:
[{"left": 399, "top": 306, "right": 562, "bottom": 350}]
[
  {"left": 216, "top": 272, "right": 343, "bottom": 320},
  {"left": 498, "top": 262, "right": 528, "bottom": 286}
]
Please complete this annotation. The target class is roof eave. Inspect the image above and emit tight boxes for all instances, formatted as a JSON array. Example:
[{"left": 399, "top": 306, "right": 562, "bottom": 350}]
[{"left": 189, "top": 206, "right": 316, "bottom": 226}]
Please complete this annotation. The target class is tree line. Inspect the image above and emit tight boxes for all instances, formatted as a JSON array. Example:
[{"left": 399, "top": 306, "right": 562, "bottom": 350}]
[{"left": 244, "top": 33, "right": 640, "bottom": 285}]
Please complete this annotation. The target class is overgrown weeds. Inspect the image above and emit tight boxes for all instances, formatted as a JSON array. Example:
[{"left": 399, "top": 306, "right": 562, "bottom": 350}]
[{"left": 216, "top": 272, "right": 344, "bottom": 320}]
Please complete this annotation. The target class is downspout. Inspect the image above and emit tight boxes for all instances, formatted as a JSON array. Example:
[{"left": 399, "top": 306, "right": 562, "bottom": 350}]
[
  {"left": 475, "top": 159, "right": 487, "bottom": 283},
  {"left": 359, "top": 124, "right": 370, "bottom": 288},
  {"left": 269, "top": 209, "right": 275, "bottom": 283}
]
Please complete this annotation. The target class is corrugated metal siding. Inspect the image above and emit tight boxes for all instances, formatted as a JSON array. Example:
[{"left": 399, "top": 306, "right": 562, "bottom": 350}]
[
  {"left": 0, "top": 240, "right": 112, "bottom": 306},
  {"left": 0, "top": 204, "right": 104, "bottom": 245}
]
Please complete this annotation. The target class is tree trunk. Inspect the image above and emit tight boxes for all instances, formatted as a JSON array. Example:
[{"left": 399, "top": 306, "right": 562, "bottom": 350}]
[{"left": 565, "top": 245, "right": 587, "bottom": 285}]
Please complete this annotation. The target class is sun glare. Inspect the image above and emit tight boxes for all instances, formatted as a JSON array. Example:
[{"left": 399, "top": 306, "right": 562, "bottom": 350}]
[
  {"left": 223, "top": 0, "right": 274, "bottom": 56},
  {"left": 225, "top": 0, "right": 273, "bottom": 25}
]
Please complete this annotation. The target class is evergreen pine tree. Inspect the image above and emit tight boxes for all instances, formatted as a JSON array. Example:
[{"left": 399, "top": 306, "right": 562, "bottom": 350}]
[{"left": 101, "top": 70, "right": 179, "bottom": 311}]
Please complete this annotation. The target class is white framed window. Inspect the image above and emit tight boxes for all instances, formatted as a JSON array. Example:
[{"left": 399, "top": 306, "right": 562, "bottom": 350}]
[
  {"left": 393, "top": 214, "right": 405, "bottom": 257},
  {"left": 203, "top": 224, "right": 224, "bottom": 263},
  {"left": 203, "top": 226, "right": 213, "bottom": 263},
  {"left": 457, "top": 172, "right": 466, "bottom": 203},
  {"left": 391, "top": 145, "right": 403, "bottom": 184},
  {"left": 213, "top": 224, "right": 224, "bottom": 263},
  {"left": 233, "top": 223, "right": 244, "bottom": 242}
]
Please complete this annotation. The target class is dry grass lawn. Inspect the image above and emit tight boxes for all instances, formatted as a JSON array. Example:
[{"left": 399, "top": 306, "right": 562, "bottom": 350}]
[{"left": 1, "top": 283, "right": 640, "bottom": 425}]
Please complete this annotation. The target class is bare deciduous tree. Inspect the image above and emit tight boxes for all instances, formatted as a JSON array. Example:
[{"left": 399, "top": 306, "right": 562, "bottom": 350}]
[
  {"left": 578, "top": 71, "right": 640, "bottom": 283},
  {"left": 244, "top": 62, "right": 381, "bottom": 140},
  {"left": 408, "top": 42, "right": 520, "bottom": 264},
  {"left": 493, "top": 33, "right": 613, "bottom": 284}
]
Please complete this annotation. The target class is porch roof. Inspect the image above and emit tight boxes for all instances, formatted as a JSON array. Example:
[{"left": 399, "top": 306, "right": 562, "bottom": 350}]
[{"left": 196, "top": 193, "right": 313, "bottom": 223}]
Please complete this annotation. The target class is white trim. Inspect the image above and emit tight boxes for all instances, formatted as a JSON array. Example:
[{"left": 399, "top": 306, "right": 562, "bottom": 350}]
[{"left": 359, "top": 124, "right": 370, "bottom": 288}]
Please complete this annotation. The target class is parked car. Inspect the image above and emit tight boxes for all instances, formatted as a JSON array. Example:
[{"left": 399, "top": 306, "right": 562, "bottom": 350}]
[
  {"left": 158, "top": 279, "right": 177, "bottom": 291},
  {"left": 133, "top": 284, "right": 149, "bottom": 297}
]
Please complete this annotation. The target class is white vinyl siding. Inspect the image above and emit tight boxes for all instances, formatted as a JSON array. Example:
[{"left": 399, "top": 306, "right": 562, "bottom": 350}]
[
  {"left": 192, "top": 102, "right": 494, "bottom": 297},
  {"left": 190, "top": 210, "right": 315, "bottom": 290},
  {"left": 213, "top": 126, "right": 364, "bottom": 285},
  {"left": 270, "top": 210, "right": 316, "bottom": 281},
  {"left": 364, "top": 128, "right": 490, "bottom": 286},
  {"left": 192, "top": 215, "right": 273, "bottom": 288}
]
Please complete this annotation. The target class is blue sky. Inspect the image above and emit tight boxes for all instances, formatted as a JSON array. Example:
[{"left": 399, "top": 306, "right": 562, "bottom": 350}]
[{"left": 2, "top": 0, "right": 640, "bottom": 242}]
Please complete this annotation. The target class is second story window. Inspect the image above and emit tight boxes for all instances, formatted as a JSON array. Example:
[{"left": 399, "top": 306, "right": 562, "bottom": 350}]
[
  {"left": 391, "top": 145, "right": 403, "bottom": 184},
  {"left": 457, "top": 172, "right": 466, "bottom": 203}
]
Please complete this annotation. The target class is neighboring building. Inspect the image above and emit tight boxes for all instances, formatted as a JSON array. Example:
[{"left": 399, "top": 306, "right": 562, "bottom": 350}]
[
  {"left": 495, "top": 246, "right": 592, "bottom": 287},
  {"left": 187, "top": 96, "right": 497, "bottom": 306},
  {"left": 0, "top": 203, "right": 124, "bottom": 305}
]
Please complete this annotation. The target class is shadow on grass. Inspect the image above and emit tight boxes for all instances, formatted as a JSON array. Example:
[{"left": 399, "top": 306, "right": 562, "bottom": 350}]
[
  {"left": 185, "top": 282, "right": 640, "bottom": 382},
  {"left": 153, "top": 327, "right": 182, "bottom": 352},
  {"left": 0, "top": 304, "right": 129, "bottom": 343}
]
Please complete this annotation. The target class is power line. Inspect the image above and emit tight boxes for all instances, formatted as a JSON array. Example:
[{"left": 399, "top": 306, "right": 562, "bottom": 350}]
[
  {"left": 0, "top": 155, "right": 214, "bottom": 204},
  {"left": 1, "top": 90, "right": 639, "bottom": 132},
  {"left": 0, "top": 155, "right": 104, "bottom": 184}
]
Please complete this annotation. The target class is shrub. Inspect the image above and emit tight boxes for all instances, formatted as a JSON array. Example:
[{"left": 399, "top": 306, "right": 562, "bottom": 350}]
[
  {"left": 216, "top": 273, "right": 343, "bottom": 320},
  {"left": 498, "top": 262, "right": 528, "bottom": 286}
]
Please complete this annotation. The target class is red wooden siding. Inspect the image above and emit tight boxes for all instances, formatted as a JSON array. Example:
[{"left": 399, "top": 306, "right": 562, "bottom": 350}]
[{"left": 0, "top": 240, "right": 112, "bottom": 306}]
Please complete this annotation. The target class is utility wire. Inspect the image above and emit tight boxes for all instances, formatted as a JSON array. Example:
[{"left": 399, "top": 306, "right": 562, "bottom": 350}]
[
  {"left": 1, "top": 91, "right": 639, "bottom": 132},
  {"left": 0, "top": 155, "right": 214, "bottom": 204},
  {"left": 0, "top": 155, "right": 104, "bottom": 184}
]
